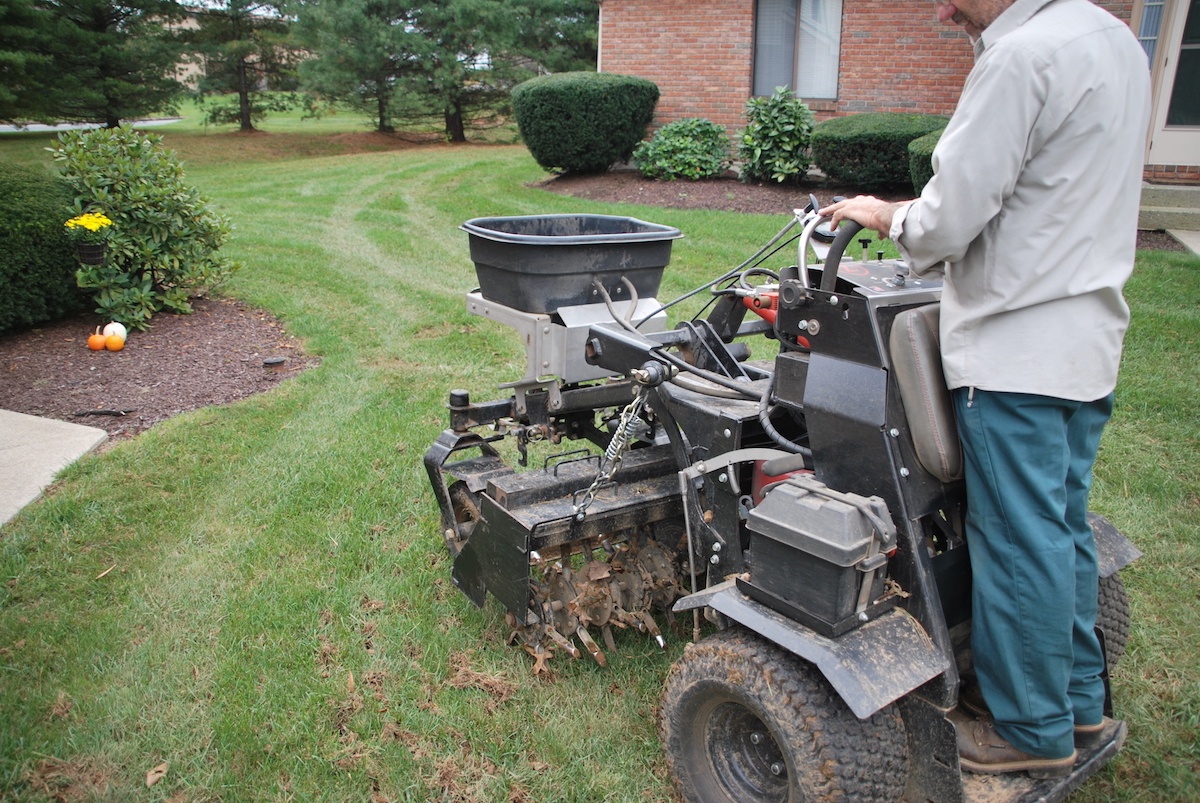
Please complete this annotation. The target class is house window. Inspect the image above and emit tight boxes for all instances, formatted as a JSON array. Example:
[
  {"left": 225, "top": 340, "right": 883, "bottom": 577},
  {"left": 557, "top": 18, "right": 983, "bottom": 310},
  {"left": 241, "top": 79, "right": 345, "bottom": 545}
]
[
  {"left": 753, "top": 0, "right": 843, "bottom": 100},
  {"left": 1166, "top": 0, "right": 1200, "bottom": 125},
  {"left": 1138, "top": 0, "right": 1166, "bottom": 64}
]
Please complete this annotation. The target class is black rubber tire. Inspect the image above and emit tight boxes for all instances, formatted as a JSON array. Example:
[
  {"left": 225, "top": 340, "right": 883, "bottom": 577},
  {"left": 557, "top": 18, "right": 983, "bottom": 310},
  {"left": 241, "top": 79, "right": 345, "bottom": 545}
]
[
  {"left": 660, "top": 627, "right": 908, "bottom": 803},
  {"left": 1097, "top": 571, "right": 1131, "bottom": 670}
]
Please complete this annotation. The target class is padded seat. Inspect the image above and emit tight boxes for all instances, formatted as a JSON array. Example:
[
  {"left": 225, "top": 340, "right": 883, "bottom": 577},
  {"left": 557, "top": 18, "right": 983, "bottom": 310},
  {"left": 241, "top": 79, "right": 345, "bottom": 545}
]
[{"left": 888, "top": 304, "right": 963, "bottom": 484}]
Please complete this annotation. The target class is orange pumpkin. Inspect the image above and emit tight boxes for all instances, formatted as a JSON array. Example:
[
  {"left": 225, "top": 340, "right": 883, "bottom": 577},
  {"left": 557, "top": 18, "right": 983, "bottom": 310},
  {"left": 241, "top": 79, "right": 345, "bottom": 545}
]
[
  {"left": 87, "top": 327, "right": 107, "bottom": 351},
  {"left": 105, "top": 334, "right": 126, "bottom": 352}
]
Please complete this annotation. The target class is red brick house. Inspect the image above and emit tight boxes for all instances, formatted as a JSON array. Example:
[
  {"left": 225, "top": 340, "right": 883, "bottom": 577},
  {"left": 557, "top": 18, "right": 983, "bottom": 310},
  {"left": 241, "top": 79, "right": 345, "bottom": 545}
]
[{"left": 597, "top": 0, "right": 1199, "bottom": 183}]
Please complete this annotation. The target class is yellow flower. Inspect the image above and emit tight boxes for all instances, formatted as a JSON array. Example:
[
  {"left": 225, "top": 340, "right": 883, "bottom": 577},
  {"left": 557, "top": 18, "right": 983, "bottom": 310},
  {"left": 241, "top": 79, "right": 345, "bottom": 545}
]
[{"left": 65, "top": 212, "right": 113, "bottom": 233}]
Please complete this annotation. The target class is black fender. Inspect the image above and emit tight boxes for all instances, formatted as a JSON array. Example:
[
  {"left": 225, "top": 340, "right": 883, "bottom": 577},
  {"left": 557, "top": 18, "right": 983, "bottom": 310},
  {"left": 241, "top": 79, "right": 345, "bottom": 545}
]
[
  {"left": 674, "top": 580, "right": 950, "bottom": 720},
  {"left": 1090, "top": 512, "right": 1142, "bottom": 577}
]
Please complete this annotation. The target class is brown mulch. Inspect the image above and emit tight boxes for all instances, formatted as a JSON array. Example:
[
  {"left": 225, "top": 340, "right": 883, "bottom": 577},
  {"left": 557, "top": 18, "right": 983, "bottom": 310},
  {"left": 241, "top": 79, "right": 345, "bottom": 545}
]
[
  {"left": 0, "top": 170, "right": 1186, "bottom": 443},
  {"left": 0, "top": 297, "right": 317, "bottom": 441}
]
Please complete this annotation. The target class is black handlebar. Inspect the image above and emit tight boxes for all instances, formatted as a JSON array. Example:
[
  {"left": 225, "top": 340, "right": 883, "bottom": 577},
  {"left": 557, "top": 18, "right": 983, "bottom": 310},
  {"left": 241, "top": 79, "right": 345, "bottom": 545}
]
[{"left": 818, "top": 219, "right": 865, "bottom": 293}]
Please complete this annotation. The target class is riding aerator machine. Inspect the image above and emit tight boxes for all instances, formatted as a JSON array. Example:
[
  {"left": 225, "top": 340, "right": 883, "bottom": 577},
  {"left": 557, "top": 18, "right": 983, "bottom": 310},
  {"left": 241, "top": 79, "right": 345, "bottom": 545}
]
[{"left": 424, "top": 203, "right": 1140, "bottom": 802}]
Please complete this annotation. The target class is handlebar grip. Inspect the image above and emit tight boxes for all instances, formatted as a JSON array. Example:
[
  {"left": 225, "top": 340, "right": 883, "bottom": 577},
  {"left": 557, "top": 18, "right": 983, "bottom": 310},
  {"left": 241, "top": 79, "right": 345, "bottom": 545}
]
[{"left": 819, "top": 220, "right": 865, "bottom": 293}]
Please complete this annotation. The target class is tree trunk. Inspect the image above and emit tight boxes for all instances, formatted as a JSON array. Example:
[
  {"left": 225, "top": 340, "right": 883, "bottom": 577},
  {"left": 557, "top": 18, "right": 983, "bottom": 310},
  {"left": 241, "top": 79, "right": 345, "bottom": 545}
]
[
  {"left": 237, "top": 58, "right": 254, "bottom": 132},
  {"left": 444, "top": 104, "right": 466, "bottom": 143},
  {"left": 377, "top": 94, "right": 394, "bottom": 133}
]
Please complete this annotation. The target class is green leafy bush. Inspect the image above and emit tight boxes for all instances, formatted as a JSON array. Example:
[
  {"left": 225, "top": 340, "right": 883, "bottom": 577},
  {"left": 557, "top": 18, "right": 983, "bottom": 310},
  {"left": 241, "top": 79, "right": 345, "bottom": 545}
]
[
  {"left": 811, "top": 113, "right": 949, "bottom": 191},
  {"left": 512, "top": 72, "right": 659, "bottom": 174},
  {"left": 633, "top": 118, "right": 731, "bottom": 181},
  {"left": 737, "top": 87, "right": 816, "bottom": 184},
  {"left": 0, "top": 164, "right": 87, "bottom": 334},
  {"left": 908, "top": 128, "right": 944, "bottom": 196},
  {"left": 51, "top": 125, "right": 241, "bottom": 330}
]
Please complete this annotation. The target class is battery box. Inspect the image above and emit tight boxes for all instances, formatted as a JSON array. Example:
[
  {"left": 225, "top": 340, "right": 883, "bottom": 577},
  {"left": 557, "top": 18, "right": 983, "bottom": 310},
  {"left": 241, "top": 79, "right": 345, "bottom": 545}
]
[{"left": 738, "top": 475, "right": 897, "bottom": 637}]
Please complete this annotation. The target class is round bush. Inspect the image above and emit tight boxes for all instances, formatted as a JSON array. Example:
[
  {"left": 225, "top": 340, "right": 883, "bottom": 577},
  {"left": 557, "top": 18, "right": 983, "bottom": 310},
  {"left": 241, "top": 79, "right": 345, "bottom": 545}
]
[
  {"left": 0, "top": 164, "right": 87, "bottom": 334},
  {"left": 512, "top": 72, "right": 660, "bottom": 174},
  {"left": 737, "top": 87, "right": 816, "bottom": 184},
  {"left": 52, "top": 125, "right": 241, "bottom": 330},
  {"left": 908, "top": 128, "right": 945, "bottom": 196},
  {"left": 811, "top": 113, "right": 949, "bottom": 191},
  {"left": 633, "top": 118, "right": 731, "bottom": 181}
]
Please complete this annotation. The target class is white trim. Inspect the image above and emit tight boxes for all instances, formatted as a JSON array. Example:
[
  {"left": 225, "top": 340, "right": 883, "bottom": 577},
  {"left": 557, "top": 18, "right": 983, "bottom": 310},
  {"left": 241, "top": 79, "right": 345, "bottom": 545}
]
[{"left": 1147, "top": 0, "right": 1200, "bottom": 166}]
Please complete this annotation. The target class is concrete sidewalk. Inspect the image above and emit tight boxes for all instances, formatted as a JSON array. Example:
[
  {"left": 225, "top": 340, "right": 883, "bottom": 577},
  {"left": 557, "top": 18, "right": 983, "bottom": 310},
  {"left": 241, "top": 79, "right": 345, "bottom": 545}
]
[
  {"left": 1170, "top": 229, "right": 1200, "bottom": 255},
  {"left": 0, "top": 410, "right": 107, "bottom": 527}
]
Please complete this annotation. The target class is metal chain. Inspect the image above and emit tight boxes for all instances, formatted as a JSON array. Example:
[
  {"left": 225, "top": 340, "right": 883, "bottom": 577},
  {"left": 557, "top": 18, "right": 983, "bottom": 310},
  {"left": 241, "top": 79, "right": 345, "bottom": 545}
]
[{"left": 573, "top": 387, "right": 648, "bottom": 520}]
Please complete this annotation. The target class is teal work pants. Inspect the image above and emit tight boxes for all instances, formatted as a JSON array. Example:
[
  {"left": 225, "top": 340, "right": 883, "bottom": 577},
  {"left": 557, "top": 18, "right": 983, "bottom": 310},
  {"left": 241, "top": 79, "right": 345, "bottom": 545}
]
[{"left": 952, "top": 388, "right": 1112, "bottom": 759}]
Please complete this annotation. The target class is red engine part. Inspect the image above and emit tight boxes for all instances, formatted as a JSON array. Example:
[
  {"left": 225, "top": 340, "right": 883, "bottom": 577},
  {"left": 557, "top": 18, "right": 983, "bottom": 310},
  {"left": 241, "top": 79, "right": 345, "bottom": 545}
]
[
  {"left": 743, "top": 292, "right": 778, "bottom": 325},
  {"left": 750, "top": 460, "right": 813, "bottom": 505}
]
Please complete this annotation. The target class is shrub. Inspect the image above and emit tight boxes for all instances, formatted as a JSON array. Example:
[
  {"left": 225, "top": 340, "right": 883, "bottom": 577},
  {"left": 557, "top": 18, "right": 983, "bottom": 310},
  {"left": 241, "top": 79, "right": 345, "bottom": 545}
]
[
  {"left": 737, "top": 87, "right": 816, "bottom": 185},
  {"left": 908, "top": 128, "right": 945, "bottom": 196},
  {"left": 0, "top": 164, "right": 87, "bottom": 334},
  {"left": 51, "top": 125, "right": 241, "bottom": 330},
  {"left": 633, "top": 118, "right": 731, "bottom": 181},
  {"left": 811, "top": 113, "right": 949, "bottom": 191},
  {"left": 512, "top": 72, "right": 659, "bottom": 174}
]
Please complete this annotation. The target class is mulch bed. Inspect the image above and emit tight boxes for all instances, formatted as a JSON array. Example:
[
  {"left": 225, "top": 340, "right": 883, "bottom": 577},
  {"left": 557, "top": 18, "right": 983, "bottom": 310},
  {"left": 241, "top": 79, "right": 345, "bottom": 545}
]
[{"left": 0, "top": 297, "right": 317, "bottom": 441}]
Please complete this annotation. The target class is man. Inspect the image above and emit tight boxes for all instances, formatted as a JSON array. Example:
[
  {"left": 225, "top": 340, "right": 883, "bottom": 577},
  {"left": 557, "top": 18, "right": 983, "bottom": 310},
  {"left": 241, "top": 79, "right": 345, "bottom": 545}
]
[{"left": 822, "top": 0, "right": 1150, "bottom": 779}]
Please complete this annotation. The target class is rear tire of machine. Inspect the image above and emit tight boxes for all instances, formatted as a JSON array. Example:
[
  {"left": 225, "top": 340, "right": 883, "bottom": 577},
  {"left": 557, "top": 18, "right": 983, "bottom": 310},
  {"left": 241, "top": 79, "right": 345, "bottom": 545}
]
[
  {"left": 1097, "top": 571, "right": 1132, "bottom": 670},
  {"left": 660, "top": 627, "right": 908, "bottom": 803}
]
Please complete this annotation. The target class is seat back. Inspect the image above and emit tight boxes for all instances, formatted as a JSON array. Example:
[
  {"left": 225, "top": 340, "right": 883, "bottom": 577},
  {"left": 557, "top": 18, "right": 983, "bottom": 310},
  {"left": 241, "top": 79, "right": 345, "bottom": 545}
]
[{"left": 888, "top": 304, "right": 963, "bottom": 484}]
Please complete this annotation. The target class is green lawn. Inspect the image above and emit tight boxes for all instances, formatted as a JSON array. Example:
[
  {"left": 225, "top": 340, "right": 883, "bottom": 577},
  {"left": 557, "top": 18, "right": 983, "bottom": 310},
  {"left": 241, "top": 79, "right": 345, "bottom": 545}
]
[{"left": 0, "top": 121, "right": 1197, "bottom": 801}]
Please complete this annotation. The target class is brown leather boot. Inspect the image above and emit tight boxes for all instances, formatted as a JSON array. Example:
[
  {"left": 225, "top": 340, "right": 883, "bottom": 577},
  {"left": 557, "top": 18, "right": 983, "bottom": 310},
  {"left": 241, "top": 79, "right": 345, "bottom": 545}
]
[
  {"left": 949, "top": 708, "right": 1077, "bottom": 778},
  {"left": 957, "top": 681, "right": 1123, "bottom": 749},
  {"left": 1073, "top": 717, "right": 1127, "bottom": 749}
]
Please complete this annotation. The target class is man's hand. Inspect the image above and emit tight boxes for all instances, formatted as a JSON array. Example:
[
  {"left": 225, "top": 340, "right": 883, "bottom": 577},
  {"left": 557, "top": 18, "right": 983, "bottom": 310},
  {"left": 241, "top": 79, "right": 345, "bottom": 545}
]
[{"left": 818, "top": 196, "right": 910, "bottom": 240}]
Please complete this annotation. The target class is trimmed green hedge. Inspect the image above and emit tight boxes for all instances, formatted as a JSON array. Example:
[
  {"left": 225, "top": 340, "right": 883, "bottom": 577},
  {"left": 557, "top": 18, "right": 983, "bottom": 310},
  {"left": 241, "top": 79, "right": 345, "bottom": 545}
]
[
  {"left": 811, "top": 113, "right": 949, "bottom": 190},
  {"left": 0, "top": 164, "right": 86, "bottom": 334},
  {"left": 908, "top": 128, "right": 945, "bottom": 196},
  {"left": 512, "top": 72, "right": 659, "bottom": 174}
]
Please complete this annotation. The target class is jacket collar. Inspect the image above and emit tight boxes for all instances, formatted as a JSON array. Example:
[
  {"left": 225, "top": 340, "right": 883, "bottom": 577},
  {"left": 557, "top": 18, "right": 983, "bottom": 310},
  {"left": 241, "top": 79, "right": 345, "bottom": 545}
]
[{"left": 976, "top": 0, "right": 1065, "bottom": 57}]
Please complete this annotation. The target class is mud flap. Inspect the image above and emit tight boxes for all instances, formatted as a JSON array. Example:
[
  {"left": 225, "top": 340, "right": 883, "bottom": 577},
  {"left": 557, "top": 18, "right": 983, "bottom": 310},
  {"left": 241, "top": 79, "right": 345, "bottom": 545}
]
[
  {"left": 675, "top": 579, "right": 950, "bottom": 720},
  {"left": 1090, "top": 512, "right": 1142, "bottom": 577}
]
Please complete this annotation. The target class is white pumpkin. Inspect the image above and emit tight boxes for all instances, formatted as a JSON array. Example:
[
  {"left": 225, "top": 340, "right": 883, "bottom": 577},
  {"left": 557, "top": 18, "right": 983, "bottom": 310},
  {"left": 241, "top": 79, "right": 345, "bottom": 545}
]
[{"left": 102, "top": 322, "right": 128, "bottom": 340}]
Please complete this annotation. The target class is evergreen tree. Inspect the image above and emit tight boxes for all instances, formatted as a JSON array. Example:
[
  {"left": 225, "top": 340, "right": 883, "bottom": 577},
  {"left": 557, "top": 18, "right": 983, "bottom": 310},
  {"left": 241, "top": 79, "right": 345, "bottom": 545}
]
[
  {"left": 513, "top": 0, "right": 596, "bottom": 74},
  {"left": 0, "top": 0, "right": 185, "bottom": 126},
  {"left": 293, "top": 0, "right": 597, "bottom": 142},
  {"left": 292, "top": 0, "right": 430, "bottom": 134},
  {"left": 188, "top": 0, "right": 299, "bottom": 131}
]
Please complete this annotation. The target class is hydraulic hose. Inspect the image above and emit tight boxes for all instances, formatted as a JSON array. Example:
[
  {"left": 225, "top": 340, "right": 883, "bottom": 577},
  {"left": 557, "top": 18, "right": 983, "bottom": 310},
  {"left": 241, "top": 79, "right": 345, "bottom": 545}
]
[{"left": 757, "top": 371, "right": 812, "bottom": 458}]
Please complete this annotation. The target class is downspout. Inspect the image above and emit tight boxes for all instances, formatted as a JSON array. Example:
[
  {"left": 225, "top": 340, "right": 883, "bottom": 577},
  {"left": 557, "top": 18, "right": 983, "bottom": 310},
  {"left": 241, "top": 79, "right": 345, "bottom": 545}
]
[{"left": 597, "top": 0, "right": 604, "bottom": 73}]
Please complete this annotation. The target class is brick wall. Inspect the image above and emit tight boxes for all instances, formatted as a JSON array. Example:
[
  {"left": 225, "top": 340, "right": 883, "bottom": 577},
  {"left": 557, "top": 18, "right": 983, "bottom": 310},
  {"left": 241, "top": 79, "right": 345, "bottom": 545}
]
[
  {"left": 838, "top": 1, "right": 974, "bottom": 117},
  {"left": 599, "top": 0, "right": 756, "bottom": 137},
  {"left": 599, "top": 0, "right": 1136, "bottom": 133}
]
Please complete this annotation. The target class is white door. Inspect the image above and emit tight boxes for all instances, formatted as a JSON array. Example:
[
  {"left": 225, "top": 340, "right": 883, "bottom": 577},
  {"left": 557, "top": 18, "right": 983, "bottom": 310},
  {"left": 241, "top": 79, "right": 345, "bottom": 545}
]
[{"left": 1146, "top": 0, "right": 1200, "bottom": 166}]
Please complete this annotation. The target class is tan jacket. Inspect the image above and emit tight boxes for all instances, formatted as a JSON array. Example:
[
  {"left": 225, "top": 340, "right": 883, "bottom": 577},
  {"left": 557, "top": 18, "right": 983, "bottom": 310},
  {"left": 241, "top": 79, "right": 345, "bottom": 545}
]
[{"left": 890, "top": 0, "right": 1151, "bottom": 402}]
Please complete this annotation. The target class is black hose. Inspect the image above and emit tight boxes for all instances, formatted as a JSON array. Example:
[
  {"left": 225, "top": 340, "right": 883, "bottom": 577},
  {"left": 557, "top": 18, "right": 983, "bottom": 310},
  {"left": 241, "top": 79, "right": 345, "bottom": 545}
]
[
  {"left": 654, "top": 349, "right": 763, "bottom": 401},
  {"left": 636, "top": 216, "right": 802, "bottom": 328},
  {"left": 757, "top": 372, "right": 812, "bottom": 458}
]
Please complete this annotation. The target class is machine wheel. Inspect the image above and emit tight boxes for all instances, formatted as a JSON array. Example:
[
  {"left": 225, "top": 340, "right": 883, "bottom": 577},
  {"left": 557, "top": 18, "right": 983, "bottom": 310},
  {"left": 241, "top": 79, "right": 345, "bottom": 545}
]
[
  {"left": 1097, "top": 571, "right": 1132, "bottom": 670},
  {"left": 660, "top": 627, "right": 907, "bottom": 803}
]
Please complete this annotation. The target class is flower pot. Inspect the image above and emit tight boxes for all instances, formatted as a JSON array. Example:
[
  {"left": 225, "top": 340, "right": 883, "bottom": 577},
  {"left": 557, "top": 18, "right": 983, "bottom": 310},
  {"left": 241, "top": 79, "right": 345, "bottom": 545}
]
[{"left": 76, "top": 243, "right": 107, "bottom": 265}]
